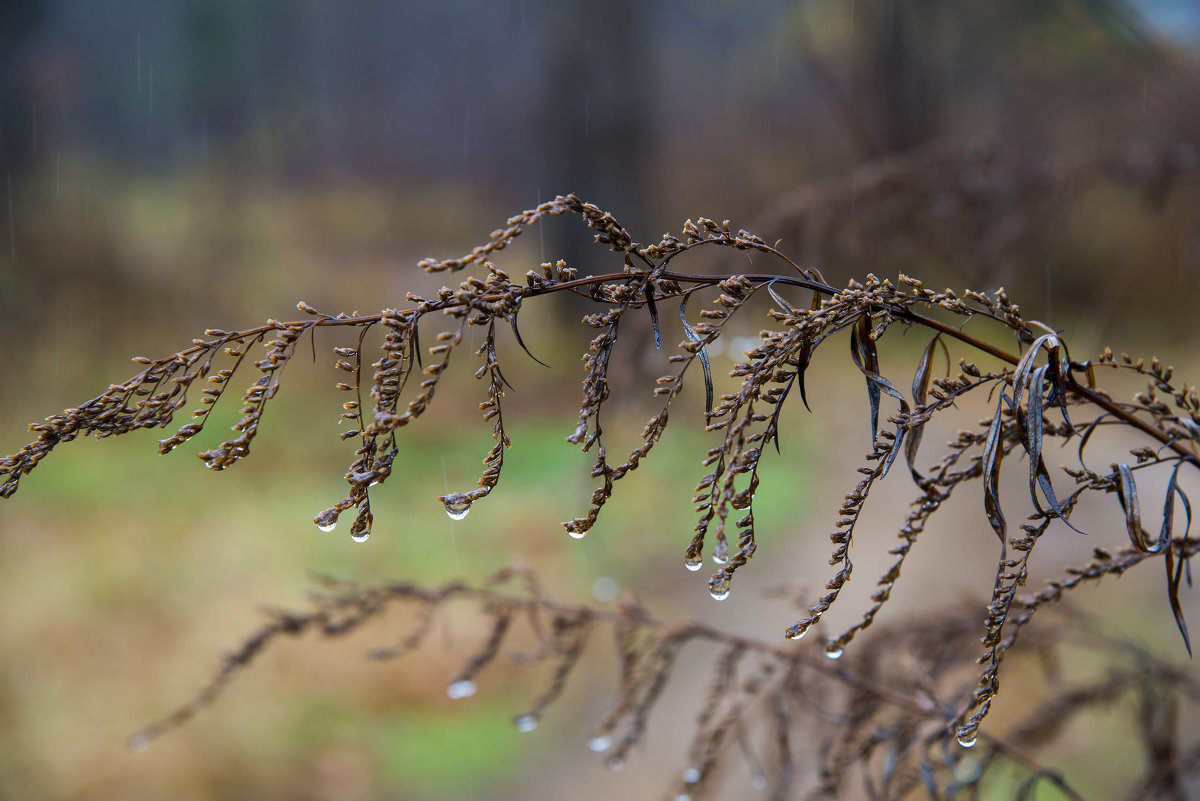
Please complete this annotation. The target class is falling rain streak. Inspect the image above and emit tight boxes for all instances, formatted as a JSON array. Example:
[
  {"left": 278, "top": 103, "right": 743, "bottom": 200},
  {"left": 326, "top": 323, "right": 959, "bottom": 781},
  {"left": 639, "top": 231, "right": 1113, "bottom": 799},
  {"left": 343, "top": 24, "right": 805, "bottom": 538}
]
[
  {"left": 7, "top": 174, "right": 13, "bottom": 265},
  {"left": 462, "top": 107, "right": 471, "bottom": 161}
]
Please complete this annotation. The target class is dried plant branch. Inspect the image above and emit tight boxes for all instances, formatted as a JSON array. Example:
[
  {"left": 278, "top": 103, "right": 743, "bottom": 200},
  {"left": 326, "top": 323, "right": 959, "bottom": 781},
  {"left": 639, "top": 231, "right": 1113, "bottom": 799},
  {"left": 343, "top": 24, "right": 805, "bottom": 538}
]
[
  {"left": 125, "top": 568, "right": 1200, "bottom": 799},
  {"left": 4, "top": 193, "right": 1200, "bottom": 795}
]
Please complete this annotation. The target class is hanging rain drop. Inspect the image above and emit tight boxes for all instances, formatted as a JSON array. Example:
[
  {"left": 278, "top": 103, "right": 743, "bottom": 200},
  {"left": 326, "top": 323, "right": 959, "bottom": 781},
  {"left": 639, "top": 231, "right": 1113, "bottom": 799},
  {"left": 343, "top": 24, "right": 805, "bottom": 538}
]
[
  {"left": 351, "top": 530, "right": 370, "bottom": 543},
  {"left": 825, "top": 646, "right": 844, "bottom": 660},
  {"left": 443, "top": 494, "right": 472, "bottom": 520},
  {"left": 446, "top": 679, "right": 477, "bottom": 700},
  {"left": 786, "top": 620, "right": 812, "bottom": 640},
  {"left": 684, "top": 556, "right": 703, "bottom": 572},
  {"left": 682, "top": 767, "right": 701, "bottom": 784},
  {"left": 514, "top": 714, "right": 539, "bottom": 733},
  {"left": 957, "top": 733, "right": 978, "bottom": 748},
  {"left": 709, "top": 576, "right": 731, "bottom": 601},
  {"left": 588, "top": 735, "right": 612, "bottom": 753}
]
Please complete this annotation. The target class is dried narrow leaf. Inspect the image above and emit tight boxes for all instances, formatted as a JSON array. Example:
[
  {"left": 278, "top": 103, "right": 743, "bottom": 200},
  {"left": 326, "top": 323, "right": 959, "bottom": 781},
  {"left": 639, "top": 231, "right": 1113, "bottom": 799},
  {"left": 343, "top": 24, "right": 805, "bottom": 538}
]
[
  {"left": 850, "top": 314, "right": 883, "bottom": 441},
  {"left": 905, "top": 333, "right": 943, "bottom": 479},
  {"left": 1044, "top": 343, "right": 1077, "bottom": 435},
  {"left": 1162, "top": 462, "right": 1194, "bottom": 656},
  {"left": 644, "top": 286, "right": 662, "bottom": 351},
  {"left": 796, "top": 336, "right": 815, "bottom": 413},
  {"left": 1115, "top": 463, "right": 1146, "bottom": 551},
  {"left": 872, "top": 371, "right": 910, "bottom": 479},
  {"left": 846, "top": 314, "right": 910, "bottom": 477},
  {"left": 764, "top": 279, "right": 797, "bottom": 315},
  {"left": 910, "top": 333, "right": 943, "bottom": 405},
  {"left": 795, "top": 286, "right": 824, "bottom": 412},
  {"left": 510, "top": 312, "right": 551, "bottom": 368},
  {"left": 1076, "top": 413, "right": 1111, "bottom": 469},
  {"left": 982, "top": 393, "right": 1007, "bottom": 542},
  {"left": 679, "top": 298, "right": 713, "bottom": 414},
  {"left": 1012, "top": 332, "right": 1061, "bottom": 410},
  {"left": 1026, "top": 365, "right": 1049, "bottom": 509},
  {"left": 1162, "top": 462, "right": 1193, "bottom": 546},
  {"left": 1024, "top": 364, "right": 1085, "bottom": 534}
]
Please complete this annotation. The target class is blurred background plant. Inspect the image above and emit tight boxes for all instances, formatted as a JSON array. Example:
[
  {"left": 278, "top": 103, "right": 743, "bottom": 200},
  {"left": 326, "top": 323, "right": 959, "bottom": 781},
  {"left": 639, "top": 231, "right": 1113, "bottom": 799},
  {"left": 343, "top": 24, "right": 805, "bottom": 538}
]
[{"left": 1, "top": 1, "right": 1199, "bottom": 800}]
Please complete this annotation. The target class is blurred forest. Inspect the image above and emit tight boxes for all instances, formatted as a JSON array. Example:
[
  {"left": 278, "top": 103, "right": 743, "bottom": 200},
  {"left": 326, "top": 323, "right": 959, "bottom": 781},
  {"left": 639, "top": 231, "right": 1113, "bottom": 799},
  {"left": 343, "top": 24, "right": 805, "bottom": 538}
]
[{"left": 1, "top": 1, "right": 1199, "bottom": 800}]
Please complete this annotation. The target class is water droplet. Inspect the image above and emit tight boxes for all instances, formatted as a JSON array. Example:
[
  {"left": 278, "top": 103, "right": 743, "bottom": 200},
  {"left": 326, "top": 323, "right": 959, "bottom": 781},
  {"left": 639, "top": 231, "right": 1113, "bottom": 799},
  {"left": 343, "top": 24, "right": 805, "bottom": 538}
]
[
  {"left": 351, "top": 530, "right": 370, "bottom": 543},
  {"left": 682, "top": 767, "right": 701, "bottom": 784},
  {"left": 127, "top": 733, "right": 150, "bottom": 753},
  {"left": 446, "top": 679, "right": 476, "bottom": 700},
  {"left": 567, "top": 523, "right": 590, "bottom": 539},
  {"left": 606, "top": 756, "right": 624, "bottom": 772},
  {"left": 684, "top": 557, "right": 703, "bottom": 572},
  {"left": 588, "top": 735, "right": 612, "bottom": 753},
  {"left": 786, "top": 621, "right": 812, "bottom": 640},
  {"left": 674, "top": 795, "right": 692, "bottom": 801},
  {"left": 314, "top": 511, "right": 338, "bottom": 532},
  {"left": 957, "top": 732, "right": 978, "bottom": 748},
  {"left": 368, "top": 479, "right": 381, "bottom": 488},
  {"left": 709, "top": 575, "right": 731, "bottom": 601},
  {"left": 825, "top": 646, "right": 844, "bottom": 660},
  {"left": 514, "top": 714, "right": 539, "bottom": 733},
  {"left": 317, "top": 521, "right": 336, "bottom": 532},
  {"left": 443, "top": 494, "right": 472, "bottom": 520},
  {"left": 591, "top": 576, "right": 619, "bottom": 603},
  {"left": 711, "top": 552, "right": 729, "bottom": 565},
  {"left": 752, "top": 775, "right": 768, "bottom": 790}
]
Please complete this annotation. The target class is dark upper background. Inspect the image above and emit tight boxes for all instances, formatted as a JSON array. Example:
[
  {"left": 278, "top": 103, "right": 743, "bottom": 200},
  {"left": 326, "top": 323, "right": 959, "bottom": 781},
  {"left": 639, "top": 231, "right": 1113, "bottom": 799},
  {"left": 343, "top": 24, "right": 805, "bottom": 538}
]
[{"left": 2, "top": 0, "right": 1199, "bottom": 373}]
